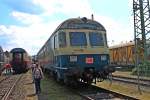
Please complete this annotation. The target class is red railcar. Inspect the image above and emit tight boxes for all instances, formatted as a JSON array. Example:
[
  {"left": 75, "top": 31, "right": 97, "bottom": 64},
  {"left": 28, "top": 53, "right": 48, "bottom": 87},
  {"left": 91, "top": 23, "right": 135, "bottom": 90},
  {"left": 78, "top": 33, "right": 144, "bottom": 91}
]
[{"left": 10, "top": 48, "right": 30, "bottom": 74}]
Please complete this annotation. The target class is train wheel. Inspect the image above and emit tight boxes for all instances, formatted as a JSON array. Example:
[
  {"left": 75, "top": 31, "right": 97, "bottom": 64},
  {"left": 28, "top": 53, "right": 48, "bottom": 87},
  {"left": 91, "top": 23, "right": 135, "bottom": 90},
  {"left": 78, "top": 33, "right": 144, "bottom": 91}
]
[
  {"left": 50, "top": 71, "right": 53, "bottom": 77},
  {"left": 53, "top": 71, "right": 57, "bottom": 80},
  {"left": 56, "top": 72, "right": 64, "bottom": 84},
  {"left": 87, "top": 79, "right": 93, "bottom": 84},
  {"left": 64, "top": 75, "right": 68, "bottom": 85},
  {"left": 97, "top": 72, "right": 105, "bottom": 82},
  {"left": 97, "top": 78, "right": 104, "bottom": 82},
  {"left": 56, "top": 72, "right": 61, "bottom": 82}
]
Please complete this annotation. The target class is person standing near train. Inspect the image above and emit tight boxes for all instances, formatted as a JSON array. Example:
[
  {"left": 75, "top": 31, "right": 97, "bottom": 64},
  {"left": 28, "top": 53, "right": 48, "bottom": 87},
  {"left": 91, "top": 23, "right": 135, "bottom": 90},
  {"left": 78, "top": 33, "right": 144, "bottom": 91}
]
[
  {"left": 31, "top": 62, "right": 36, "bottom": 83},
  {"left": 33, "top": 63, "right": 44, "bottom": 94}
]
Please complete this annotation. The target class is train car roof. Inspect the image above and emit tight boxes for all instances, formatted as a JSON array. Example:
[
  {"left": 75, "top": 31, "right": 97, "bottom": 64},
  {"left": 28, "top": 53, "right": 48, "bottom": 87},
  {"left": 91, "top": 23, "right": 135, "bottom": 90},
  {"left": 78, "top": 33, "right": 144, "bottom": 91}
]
[
  {"left": 10, "top": 48, "right": 26, "bottom": 53},
  {"left": 109, "top": 42, "right": 134, "bottom": 49},
  {"left": 109, "top": 40, "right": 150, "bottom": 49},
  {"left": 55, "top": 17, "right": 106, "bottom": 32}
]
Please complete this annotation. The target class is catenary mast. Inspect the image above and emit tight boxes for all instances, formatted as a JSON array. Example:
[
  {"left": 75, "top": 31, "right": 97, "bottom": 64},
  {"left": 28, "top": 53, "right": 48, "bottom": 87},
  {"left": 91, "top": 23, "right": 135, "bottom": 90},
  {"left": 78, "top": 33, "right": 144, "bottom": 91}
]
[{"left": 133, "top": 0, "right": 150, "bottom": 93}]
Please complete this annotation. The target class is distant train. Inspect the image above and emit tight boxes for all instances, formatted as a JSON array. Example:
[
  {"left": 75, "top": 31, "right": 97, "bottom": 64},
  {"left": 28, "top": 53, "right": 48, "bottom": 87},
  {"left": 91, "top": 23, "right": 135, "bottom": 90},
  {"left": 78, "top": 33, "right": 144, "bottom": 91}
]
[
  {"left": 10, "top": 48, "right": 30, "bottom": 74},
  {"left": 37, "top": 17, "right": 113, "bottom": 84},
  {"left": 109, "top": 41, "right": 150, "bottom": 68}
]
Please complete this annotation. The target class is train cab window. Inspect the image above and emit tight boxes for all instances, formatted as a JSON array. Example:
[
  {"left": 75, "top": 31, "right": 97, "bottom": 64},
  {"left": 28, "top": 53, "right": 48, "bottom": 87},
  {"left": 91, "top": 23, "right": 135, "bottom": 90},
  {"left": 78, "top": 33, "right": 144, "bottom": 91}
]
[
  {"left": 89, "top": 32, "right": 104, "bottom": 46},
  {"left": 58, "top": 32, "right": 66, "bottom": 47},
  {"left": 69, "top": 32, "right": 87, "bottom": 46}
]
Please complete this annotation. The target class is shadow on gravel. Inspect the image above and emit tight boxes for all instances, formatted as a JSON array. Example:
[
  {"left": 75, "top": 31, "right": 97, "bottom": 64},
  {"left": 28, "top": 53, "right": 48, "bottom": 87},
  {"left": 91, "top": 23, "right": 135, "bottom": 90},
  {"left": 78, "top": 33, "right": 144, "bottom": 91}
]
[
  {"left": 27, "top": 93, "right": 36, "bottom": 97},
  {"left": 25, "top": 82, "right": 33, "bottom": 85}
]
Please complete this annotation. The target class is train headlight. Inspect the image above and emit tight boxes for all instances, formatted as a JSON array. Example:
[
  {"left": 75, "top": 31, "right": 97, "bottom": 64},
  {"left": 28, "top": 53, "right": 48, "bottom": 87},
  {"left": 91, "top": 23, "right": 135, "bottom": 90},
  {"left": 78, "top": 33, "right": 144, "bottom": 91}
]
[
  {"left": 101, "top": 55, "right": 107, "bottom": 61},
  {"left": 70, "top": 56, "right": 77, "bottom": 62}
]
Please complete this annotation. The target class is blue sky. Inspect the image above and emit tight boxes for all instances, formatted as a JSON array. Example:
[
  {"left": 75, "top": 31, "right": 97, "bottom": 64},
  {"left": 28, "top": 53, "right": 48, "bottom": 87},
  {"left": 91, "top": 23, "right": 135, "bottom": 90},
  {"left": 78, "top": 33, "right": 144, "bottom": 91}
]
[{"left": 0, "top": 0, "right": 133, "bottom": 55}]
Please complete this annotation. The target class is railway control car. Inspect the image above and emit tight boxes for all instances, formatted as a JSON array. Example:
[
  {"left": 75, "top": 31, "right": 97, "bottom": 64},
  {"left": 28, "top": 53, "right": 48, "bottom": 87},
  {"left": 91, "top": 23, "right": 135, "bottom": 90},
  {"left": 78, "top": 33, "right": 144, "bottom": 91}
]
[
  {"left": 10, "top": 48, "right": 30, "bottom": 74},
  {"left": 37, "top": 17, "right": 113, "bottom": 84},
  {"left": 109, "top": 41, "right": 150, "bottom": 68}
]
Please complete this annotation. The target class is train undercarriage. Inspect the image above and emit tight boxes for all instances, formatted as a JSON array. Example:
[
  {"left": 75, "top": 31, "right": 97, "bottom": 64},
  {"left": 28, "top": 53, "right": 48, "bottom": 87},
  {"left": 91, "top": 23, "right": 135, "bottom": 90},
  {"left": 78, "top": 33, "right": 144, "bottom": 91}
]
[{"left": 44, "top": 66, "right": 115, "bottom": 86}]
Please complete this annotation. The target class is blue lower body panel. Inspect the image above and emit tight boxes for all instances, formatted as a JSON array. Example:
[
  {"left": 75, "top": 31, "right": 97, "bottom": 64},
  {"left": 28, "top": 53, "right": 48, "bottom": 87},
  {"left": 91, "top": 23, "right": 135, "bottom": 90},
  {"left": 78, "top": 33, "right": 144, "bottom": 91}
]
[{"left": 49, "top": 54, "right": 109, "bottom": 79}]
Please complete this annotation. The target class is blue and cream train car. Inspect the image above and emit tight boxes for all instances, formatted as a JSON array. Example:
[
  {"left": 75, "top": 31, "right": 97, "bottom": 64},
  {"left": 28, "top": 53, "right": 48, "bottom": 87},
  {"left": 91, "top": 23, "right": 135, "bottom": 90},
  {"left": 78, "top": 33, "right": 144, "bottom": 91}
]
[{"left": 37, "top": 17, "right": 112, "bottom": 84}]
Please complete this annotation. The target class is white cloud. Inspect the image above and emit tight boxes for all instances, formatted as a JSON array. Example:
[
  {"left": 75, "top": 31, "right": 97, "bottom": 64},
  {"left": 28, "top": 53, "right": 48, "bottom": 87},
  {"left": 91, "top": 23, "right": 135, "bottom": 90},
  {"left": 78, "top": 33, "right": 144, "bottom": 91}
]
[
  {"left": 0, "top": 25, "right": 14, "bottom": 35},
  {"left": 32, "top": 0, "right": 57, "bottom": 14},
  {"left": 128, "top": 0, "right": 133, "bottom": 9},
  {"left": 11, "top": 11, "right": 43, "bottom": 25},
  {"left": 1, "top": 21, "right": 60, "bottom": 55},
  {"left": 93, "top": 15, "right": 133, "bottom": 46},
  {"left": 32, "top": 0, "right": 92, "bottom": 17}
]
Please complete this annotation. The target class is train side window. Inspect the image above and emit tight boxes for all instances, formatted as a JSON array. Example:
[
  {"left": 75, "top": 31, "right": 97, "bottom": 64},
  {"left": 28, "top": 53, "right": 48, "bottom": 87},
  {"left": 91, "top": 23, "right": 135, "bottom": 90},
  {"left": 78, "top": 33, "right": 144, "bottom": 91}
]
[
  {"left": 54, "top": 35, "right": 58, "bottom": 49},
  {"left": 51, "top": 37, "right": 54, "bottom": 49},
  {"left": 58, "top": 32, "right": 66, "bottom": 47}
]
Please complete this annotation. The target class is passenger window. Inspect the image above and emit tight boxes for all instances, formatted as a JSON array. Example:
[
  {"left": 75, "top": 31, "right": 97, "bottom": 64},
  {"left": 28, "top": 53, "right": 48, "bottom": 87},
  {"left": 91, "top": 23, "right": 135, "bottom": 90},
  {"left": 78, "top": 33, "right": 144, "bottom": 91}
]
[
  {"left": 59, "top": 32, "right": 66, "bottom": 47},
  {"left": 54, "top": 35, "right": 58, "bottom": 49}
]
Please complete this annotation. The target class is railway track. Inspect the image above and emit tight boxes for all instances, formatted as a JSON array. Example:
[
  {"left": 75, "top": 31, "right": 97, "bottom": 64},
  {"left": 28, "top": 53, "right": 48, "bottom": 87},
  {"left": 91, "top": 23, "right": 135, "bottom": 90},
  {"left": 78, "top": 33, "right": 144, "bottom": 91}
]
[
  {"left": 0, "top": 74, "right": 23, "bottom": 100},
  {"left": 72, "top": 83, "right": 137, "bottom": 100},
  {"left": 0, "top": 76, "right": 10, "bottom": 83},
  {"left": 112, "top": 75, "right": 150, "bottom": 87}
]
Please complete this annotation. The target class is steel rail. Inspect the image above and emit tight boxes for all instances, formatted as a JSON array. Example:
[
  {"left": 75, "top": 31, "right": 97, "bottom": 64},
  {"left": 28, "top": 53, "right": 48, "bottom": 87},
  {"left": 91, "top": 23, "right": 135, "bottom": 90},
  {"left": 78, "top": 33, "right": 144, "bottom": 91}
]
[
  {"left": 2, "top": 74, "right": 23, "bottom": 100},
  {"left": 70, "top": 82, "right": 138, "bottom": 100},
  {"left": 112, "top": 75, "right": 150, "bottom": 87}
]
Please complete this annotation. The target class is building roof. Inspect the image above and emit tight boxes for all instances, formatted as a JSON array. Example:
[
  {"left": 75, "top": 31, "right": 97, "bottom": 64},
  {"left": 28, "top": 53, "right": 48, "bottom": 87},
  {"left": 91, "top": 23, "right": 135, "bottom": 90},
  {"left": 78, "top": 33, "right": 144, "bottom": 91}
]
[{"left": 109, "top": 42, "right": 134, "bottom": 49}]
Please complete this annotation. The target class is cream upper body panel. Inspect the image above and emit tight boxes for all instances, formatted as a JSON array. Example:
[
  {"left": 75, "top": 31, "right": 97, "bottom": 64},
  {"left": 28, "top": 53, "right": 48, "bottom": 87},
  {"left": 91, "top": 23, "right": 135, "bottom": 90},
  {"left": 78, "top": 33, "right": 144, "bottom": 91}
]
[{"left": 54, "top": 29, "right": 109, "bottom": 55}]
